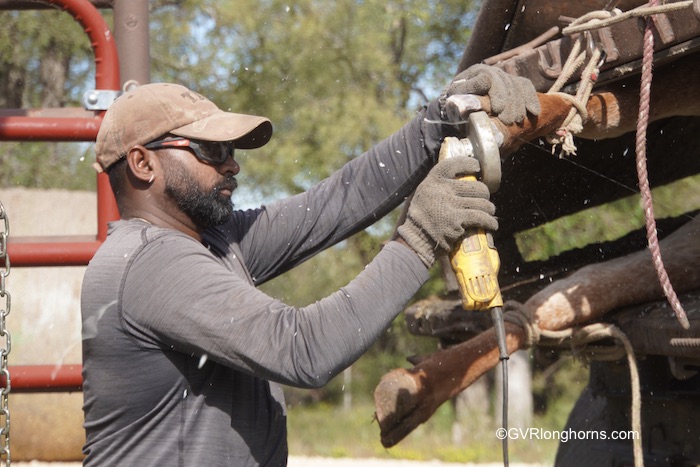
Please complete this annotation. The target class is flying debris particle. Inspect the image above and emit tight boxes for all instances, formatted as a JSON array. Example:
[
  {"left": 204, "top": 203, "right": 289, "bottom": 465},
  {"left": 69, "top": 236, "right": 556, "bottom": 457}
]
[
  {"left": 379, "top": 162, "right": 386, "bottom": 168},
  {"left": 505, "top": 23, "right": 511, "bottom": 31},
  {"left": 183, "top": 389, "right": 188, "bottom": 398},
  {"left": 198, "top": 354, "right": 208, "bottom": 369}
]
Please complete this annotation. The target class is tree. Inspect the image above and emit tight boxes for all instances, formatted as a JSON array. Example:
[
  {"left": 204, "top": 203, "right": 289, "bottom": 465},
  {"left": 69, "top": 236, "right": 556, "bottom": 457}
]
[{"left": 0, "top": 7, "right": 97, "bottom": 189}]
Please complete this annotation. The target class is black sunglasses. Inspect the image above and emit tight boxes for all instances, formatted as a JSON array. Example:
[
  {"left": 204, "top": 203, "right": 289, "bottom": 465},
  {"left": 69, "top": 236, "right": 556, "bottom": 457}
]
[{"left": 144, "top": 136, "right": 235, "bottom": 165}]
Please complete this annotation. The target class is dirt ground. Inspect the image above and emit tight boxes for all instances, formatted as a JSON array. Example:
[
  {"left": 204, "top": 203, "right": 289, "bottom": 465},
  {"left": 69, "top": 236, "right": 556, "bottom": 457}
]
[{"left": 14, "top": 459, "right": 542, "bottom": 467}]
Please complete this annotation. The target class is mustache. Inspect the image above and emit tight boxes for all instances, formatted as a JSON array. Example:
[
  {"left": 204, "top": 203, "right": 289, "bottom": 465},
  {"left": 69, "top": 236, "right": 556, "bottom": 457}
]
[{"left": 215, "top": 175, "right": 238, "bottom": 193}]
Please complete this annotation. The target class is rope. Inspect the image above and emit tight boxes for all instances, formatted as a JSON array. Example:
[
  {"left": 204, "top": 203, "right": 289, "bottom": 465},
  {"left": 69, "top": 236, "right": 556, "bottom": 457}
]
[
  {"left": 546, "top": 46, "right": 601, "bottom": 156},
  {"left": 562, "top": 1, "right": 694, "bottom": 35},
  {"left": 543, "top": 0, "right": 695, "bottom": 159},
  {"left": 635, "top": 0, "right": 690, "bottom": 330},
  {"left": 502, "top": 301, "right": 643, "bottom": 466},
  {"left": 544, "top": 27, "right": 603, "bottom": 157}
]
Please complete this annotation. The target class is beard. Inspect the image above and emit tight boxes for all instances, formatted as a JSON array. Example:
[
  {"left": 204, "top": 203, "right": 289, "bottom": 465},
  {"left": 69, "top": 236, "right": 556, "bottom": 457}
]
[{"left": 163, "top": 158, "right": 236, "bottom": 228}]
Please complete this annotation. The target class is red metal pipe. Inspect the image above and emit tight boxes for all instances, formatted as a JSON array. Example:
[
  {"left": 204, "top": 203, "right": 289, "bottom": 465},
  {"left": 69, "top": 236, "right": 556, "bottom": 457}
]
[
  {"left": 0, "top": 115, "right": 102, "bottom": 141},
  {"left": 2, "top": 365, "right": 83, "bottom": 393},
  {"left": 47, "top": 0, "right": 120, "bottom": 91},
  {"left": 7, "top": 240, "right": 102, "bottom": 267}
]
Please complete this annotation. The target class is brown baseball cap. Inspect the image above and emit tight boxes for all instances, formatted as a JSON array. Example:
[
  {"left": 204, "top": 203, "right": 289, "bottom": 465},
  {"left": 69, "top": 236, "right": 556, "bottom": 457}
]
[{"left": 94, "top": 82, "right": 272, "bottom": 173}]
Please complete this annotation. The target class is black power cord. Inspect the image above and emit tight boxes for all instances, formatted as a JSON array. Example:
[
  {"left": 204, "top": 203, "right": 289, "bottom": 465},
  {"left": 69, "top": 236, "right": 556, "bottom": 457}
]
[{"left": 491, "top": 306, "right": 510, "bottom": 467}]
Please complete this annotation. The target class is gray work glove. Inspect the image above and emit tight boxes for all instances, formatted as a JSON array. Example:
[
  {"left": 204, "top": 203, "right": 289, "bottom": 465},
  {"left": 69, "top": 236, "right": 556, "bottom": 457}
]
[
  {"left": 398, "top": 156, "right": 498, "bottom": 268},
  {"left": 442, "top": 64, "right": 541, "bottom": 125}
]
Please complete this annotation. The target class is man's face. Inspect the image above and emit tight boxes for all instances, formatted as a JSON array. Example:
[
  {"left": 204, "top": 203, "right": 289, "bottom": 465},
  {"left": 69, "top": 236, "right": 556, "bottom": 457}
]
[{"left": 162, "top": 156, "right": 237, "bottom": 228}]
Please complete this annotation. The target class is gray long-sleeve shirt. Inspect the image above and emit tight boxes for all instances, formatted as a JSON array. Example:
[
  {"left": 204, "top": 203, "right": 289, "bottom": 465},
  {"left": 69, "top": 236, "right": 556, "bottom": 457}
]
[{"left": 81, "top": 104, "right": 441, "bottom": 466}]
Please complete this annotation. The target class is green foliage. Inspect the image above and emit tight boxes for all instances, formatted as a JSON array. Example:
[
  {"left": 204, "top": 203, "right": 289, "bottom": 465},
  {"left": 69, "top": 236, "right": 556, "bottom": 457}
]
[
  {"left": 0, "top": 7, "right": 100, "bottom": 191},
  {"left": 0, "top": 142, "right": 96, "bottom": 190},
  {"left": 517, "top": 174, "right": 700, "bottom": 262},
  {"left": 0, "top": 8, "right": 93, "bottom": 108}
]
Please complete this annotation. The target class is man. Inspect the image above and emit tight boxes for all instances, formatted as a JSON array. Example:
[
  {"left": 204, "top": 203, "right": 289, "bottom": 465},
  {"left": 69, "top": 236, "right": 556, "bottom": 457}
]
[{"left": 81, "top": 68, "right": 539, "bottom": 466}]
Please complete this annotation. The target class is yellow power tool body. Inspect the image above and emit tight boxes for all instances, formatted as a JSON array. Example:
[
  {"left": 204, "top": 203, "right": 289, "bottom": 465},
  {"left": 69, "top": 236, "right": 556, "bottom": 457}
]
[
  {"left": 438, "top": 111, "right": 503, "bottom": 312},
  {"left": 451, "top": 224, "right": 503, "bottom": 310}
]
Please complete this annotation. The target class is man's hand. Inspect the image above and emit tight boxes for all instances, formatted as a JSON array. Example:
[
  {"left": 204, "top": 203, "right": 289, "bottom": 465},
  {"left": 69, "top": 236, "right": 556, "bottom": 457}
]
[
  {"left": 398, "top": 156, "right": 497, "bottom": 268},
  {"left": 442, "top": 64, "right": 540, "bottom": 125}
]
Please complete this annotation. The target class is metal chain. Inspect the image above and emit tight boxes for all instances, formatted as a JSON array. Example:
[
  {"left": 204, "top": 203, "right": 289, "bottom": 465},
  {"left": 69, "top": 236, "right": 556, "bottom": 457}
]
[{"left": 0, "top": 201, "right": 11, "bottom": 466}]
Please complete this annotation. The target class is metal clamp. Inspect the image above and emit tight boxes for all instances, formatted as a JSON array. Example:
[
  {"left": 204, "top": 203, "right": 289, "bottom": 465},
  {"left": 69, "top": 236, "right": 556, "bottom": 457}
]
[{"left": 82, "top": 89, "right": 122, "bottom": 111}]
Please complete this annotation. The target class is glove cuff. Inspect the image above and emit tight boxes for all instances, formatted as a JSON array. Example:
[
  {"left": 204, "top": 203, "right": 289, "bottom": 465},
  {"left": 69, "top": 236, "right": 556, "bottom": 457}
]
[{"left": 397, "top": 223, "right": 435, "bottom": 269}]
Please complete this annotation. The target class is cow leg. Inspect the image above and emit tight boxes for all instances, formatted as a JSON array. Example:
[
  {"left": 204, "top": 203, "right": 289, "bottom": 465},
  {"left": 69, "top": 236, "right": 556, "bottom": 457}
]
[
  {"left": 375, "top": 216, "right": 700, "bottom": 447},
  {"left": 374, "top": 322, "right": 525, "bottom": 448},
  {"left": 580, "top": 53, "right": 700, "bottom": 140}
]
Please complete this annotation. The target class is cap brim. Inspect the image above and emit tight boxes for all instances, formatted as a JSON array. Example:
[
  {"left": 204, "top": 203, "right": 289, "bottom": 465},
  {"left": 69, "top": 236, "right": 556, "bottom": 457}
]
[{"left": 171, "top": 110, "right": 273, "bottom": 149}]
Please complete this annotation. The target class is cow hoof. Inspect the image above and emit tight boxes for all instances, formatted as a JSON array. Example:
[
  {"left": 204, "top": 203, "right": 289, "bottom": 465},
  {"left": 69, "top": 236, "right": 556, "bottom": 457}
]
[{"left": 373, "top": 369, "right": 421, "bottom": 446}]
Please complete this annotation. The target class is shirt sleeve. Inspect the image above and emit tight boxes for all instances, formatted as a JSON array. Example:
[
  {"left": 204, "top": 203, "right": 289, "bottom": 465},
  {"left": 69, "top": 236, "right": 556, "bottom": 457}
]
[
  {"left": 230, "top": 102, "right": 443, "bottom": 284},
  {"left": 121, "top": 232, "right": 429, "bottom": 388}
]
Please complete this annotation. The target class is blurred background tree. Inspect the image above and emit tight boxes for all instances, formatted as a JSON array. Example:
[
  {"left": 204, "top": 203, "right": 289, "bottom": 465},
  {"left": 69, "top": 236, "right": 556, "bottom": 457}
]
[{"left": 0, "top": 7, "right": 95, "bottom": 188}]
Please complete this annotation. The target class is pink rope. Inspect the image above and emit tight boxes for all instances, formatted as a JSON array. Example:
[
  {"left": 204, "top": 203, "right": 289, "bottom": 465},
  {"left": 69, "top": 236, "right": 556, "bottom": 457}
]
[{"left": 635, "top": 0, "right": 690, "bottom": 329}]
